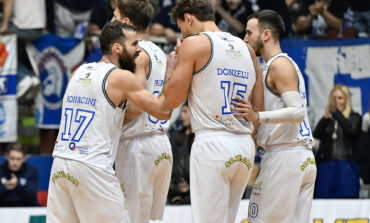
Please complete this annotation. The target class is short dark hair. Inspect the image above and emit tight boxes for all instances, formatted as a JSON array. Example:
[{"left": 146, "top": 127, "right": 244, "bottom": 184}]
[
  {"left": 112, "top": 0, "right": 155, "bottom": 32},
  {"left": 247, "top": 10, "right": 285, "bottom": 40},
  {"left": 6, "top": 142, "right": 25, "bottom": 155},
  {"left": 99, "top": 21, "right": 136, "bottom": 55},
  {"left": 171, "top": 0, "right": 215, "bottom": 23}
]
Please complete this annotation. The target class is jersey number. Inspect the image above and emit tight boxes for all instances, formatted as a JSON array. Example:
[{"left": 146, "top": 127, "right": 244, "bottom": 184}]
[
  {"left": 148, "top": 91, "right": 168, "bottom": 125},
  {"left": 299, "top": 120, "right": 311, "bottom": 137},
  {"left": 220, "top": 81, "right": 247, "bottom": 114},
  {"left": 61, "top": 108, "right": 95, "bottom": 142}
]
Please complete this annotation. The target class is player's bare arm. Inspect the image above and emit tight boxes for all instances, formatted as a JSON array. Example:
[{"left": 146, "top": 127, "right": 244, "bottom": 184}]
[
  {"left": 107, "top": 69, "right": 172, "bottom": 120},
  {"left": 233, "top": 56, "right": 304, "bottom": 124},
  {"left": 123, "top": 51, "right": 150, "bottom": 125},
  {"left": 163, "top": 34, "right": 211, "bottom": 109}
]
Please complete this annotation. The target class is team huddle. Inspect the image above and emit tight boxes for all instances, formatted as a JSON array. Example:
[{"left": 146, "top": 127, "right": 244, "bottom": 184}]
[{"left": 46, "top": 0, "right": 316, "bottom": 223}]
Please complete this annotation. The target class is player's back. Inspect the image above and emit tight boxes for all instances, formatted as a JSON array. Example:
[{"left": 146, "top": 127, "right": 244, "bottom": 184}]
[
  {"left": 257, "top": 53, "right": 314, "bottom": 150},
  {"left": 53, "top": 62, "right": 126, "bottom": 175},
  {"left": 189, "top": 31, "right": 256, "bottom": 134},
  {"left": 121, "top": 41, "right": 169, "bottom": 138}
]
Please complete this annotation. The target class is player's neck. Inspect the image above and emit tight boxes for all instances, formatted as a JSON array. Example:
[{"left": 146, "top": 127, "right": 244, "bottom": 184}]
[
  {"left": 137, "top": 32, "right": 150, "bottom": 41},
  {"left": 197, "top": 21, "right": 221, "bottom": 33},
  {"left": 261, "top": 43, "right": 282, "bottom": 63},
  {"left": 100, "top": 55, "right": 119, "bottom": 68}
]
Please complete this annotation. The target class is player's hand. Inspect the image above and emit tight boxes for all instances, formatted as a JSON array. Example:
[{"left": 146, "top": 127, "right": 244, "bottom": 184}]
[
  {"left": 165, "top": 51, "right": 177, "bottom": 83},
  {"left": 231, "top": 96, "right": 259, "bottom": 123},
  {"left": 174, "top": 38, "right": 183, "bottom": 55},
  {"left": 0, "top": 23, "right": 8, "bottom": 34}
]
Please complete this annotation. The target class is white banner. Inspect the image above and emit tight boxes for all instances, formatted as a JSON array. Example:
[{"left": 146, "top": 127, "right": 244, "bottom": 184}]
[
  {"left": 1, "top": 200, "right": 370, "bottom": 223},
  {"left": 0, "top": 34, "right": 17, "bottom": 142}
]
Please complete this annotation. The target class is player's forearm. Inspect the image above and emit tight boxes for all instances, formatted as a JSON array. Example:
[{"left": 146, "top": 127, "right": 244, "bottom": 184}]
[
  {"left": 321, "top": 9, "right": 341, "bottom": 30},
  {"left": 2, "top": 0, "right": 14, "bottom": 28},
  {"left": 258, "top": 91, "right": 304, "bottom": 124}
]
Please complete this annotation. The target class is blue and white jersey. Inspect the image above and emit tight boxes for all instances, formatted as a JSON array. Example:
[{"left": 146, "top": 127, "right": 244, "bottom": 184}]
[
  {"left": 121, "top": 40, "right": 169, "bottom": 138},
  {"left": 189, "top": 31, "right": 256, "bottom": 134},
  {"left": 257, "top": 53, "right": 314, "bottom": 150},
  {"left": 53, "top": 62, "right": 126, "bottom": 175}
]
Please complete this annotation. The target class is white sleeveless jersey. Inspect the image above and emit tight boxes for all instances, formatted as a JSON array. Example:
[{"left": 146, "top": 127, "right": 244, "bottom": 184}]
[
  {"left": 53, "top": 62, "right": 126, "bottom": 175},
  {"left": 257, "top": 53, "right": 314, "bottom": 149},
  {"left": 121, "top": 41, "right": 169, "bottom": 138},
  {"left": 189, "top": 31, "right": 256, "bottom": 134}
]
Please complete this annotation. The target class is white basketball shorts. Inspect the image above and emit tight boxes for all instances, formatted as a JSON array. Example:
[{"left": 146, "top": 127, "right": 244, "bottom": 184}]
[
  {"left": 47, "top": 157, "right": 130, "bottom": 223},
  {"left": 115, "top": 133, "right": 172, "bottom": 223},
  {"left": 248, "top": 147, "right": 317, "bottom": 223},
  {"left": 190, "top": 130, "right": 255, "bottom": 223}
]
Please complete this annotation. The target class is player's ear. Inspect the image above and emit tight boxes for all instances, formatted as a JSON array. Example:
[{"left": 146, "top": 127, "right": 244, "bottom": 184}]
[
  {"left": 184, "top": 13, "right": 192, "bottom": 25},
  {"left": 112, "top": 43, "right": 122, "bottom": 54},
  {"left": 261, "top": 29, "right": 271, "bottom": 41}
]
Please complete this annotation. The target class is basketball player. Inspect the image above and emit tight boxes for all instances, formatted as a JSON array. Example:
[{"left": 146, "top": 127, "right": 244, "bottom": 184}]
[
  {"left": 234, "top": 10, "right": 317, "bottom": 223},
  {"left": 163, "top": 0, "right": 264, "bottom": 222},
  {"left": 46, "top": 21, "right": 172, "bottom": 223},
  {"left": 110, "top": 1, "right": 173, "bottom": 222}
]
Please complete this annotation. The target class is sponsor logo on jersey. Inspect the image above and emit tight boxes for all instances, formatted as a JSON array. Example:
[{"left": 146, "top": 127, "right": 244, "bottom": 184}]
[
  {"left": 154, "top": 54, "right": 164, "bottom": 68},
  {"left": 69, "top": 142, "right": 76, "bottom": 151},
  {"left": 154, "top": 79, "right": 164, "bottom": 86},
  {"left": 78, "top": 72, "right": 92, "bottom": 85},
  {"left": 248, "top": 203, "right": 259, "bottom": 218},
  {"left": 226, "top": 43, "right": 242, "bottom": 59},
  {"left": 217, "top": 68, "right": 249, "bottom": 79}
]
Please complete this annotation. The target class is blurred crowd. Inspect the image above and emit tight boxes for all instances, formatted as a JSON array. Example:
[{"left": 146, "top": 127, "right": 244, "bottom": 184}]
[{"left": 0, "top": 0, "right": 369, "bottom": 206}]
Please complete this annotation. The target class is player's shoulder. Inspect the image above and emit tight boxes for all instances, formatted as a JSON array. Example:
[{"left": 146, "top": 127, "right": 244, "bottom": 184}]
[
  {"left": 269, "top": 56, "right": 296, "bottom": 76},
  {"left": 109, "top": 68, "right": 135, "bottom": 82},
  {"left": 180, "top": 33, "right": 211, "bottom": 55}
]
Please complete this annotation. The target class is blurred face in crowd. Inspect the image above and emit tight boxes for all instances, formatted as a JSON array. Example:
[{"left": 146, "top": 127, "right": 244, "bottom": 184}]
[
  {"left": 181, "top": 105, "right": 190, "bottom": 127},
  {"left": 6, "top": 150, "right": 25, "bottom": 172},
  {"left": 118, "top": 31, "right": 141, "bottom": 72},
  {"left": 226, "top": 0, "right": 242, "bottom": 10},
  {"left": 331, "top": 89, "right": 346, "bottom": 113},
  {"left": 244, "top": 18, "right": 264, "bottom": 56}
]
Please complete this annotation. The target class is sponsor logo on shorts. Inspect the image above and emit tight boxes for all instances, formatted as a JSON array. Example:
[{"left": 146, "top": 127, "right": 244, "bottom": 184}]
[
  {"left": 52, "top": 171, "right": 79, "bottom": 187},
  {"left": 300, "top": 158, "right": 316, "bottom": 171},
  {"left": 252, "top": 181, "right": 263, "bottom": 197},
  {"left": 154, "top": 153, "right": 172, "bottom": 166},
  {"left": 225, "top": 155, "right": 251, "bottom": 169},
  {"left": 248, "top": 203, "right": 258, "bottom": 218}
]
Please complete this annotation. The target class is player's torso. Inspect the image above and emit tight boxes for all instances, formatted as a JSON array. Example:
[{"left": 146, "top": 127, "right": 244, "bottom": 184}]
[
  {"left": 189, "top": 31, "right": 256, "bottom": 134},
  {"left": 53, "top": 62, "right": 125, "bottom": 174},
  {"left": 257, "top": 53, "right": 314, "bottom": 149},
  {"left": 121, "top": 41, "right": 169, "bottom": 138}
]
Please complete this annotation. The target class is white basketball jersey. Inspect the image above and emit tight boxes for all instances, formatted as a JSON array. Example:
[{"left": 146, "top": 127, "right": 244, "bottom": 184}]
[
  {"left": 257, "top": 53, "right": 314, "bottom": 149},
  {"left": 53, "top": 62, "right": 126, "bottom": 175},
  {"left": 121, "top": 41, "right": 169, "bottom": 138},
  {"left": 189, "top": 31, "right": 256, "bottom": 134}
]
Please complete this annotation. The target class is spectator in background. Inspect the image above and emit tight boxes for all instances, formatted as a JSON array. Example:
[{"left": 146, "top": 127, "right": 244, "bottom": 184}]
[
  {"left": 150, "top": 0, "right": 179, "bottom": 44},
  {"left": 0, "top": 0, "right": 45, "bottom": 98},
  {"left": 53, "top": 0, "right": 103, "bottom": 37},
  {"left": 87, "top": 0, "right": 113, "bottom": 36},
  {"left": 168, "top": 103, "right": 193, "bottom": 205},
  {"left": 349, "top": 0, "right": 370, "bottom": 37},
  {"left": 211, "top": 0, "right": 253, "bottom": 38},
  {"left": 358, "top": 103, "right": 370, "bottom": 184},
  {"left": 294, "top": 0, "right": 348, "bottom": 38},
  {"left": 0, "top": 142, "right": 39, "bottom": 206},
  {"left": 313, "top": 84, "right": 362, "bottom": 198}
]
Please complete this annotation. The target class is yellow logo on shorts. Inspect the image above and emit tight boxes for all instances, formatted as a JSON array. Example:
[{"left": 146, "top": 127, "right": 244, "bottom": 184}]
[
  {"left": 154, "top": 153, "right": 172, "bottom": 166},
  {"left": 300, "top": 158, "right": 316, "bottom": 171},
  {"left": 52, "top": 171, "right": 79, "bottom": 187},
  {"left": 225, "top": 155, "right": 251, "bottom": 169}
]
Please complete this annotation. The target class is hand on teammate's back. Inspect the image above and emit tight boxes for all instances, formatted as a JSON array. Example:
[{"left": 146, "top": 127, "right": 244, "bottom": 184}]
[{"left": 231, "top": 96, "right": 259, "bottom": 123}]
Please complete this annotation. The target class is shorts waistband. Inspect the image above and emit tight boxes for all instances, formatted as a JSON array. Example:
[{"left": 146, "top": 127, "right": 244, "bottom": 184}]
[
  {"left": 195, "top": 130, "right": 251, "bottom": 139},
  {"left": 263, "top": 144, "right": 312, "bottom": 153},
  {"left": 120, "top": 131, "right": 166, "bottom": 140}
]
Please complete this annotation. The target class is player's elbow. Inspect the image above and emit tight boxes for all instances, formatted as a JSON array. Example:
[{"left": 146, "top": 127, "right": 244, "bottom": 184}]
[{"left": 292, "top": 107, "right": 305, "bottom": 123}]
